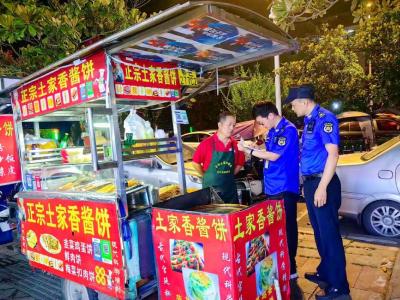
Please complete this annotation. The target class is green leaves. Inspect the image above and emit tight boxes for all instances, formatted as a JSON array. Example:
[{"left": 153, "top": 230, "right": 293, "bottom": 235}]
[
  {"left": 0, "top": 0, "right": 148, "bottom": 76},
  {"left": 280, "top": 25, "right": 368, "bottom": 111},
  {"left": 222, "top": 64, "right": 276, "bottom": 121}
]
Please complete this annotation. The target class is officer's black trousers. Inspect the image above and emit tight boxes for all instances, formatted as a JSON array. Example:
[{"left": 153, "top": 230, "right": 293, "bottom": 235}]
[
  {"left": 303, "top": 174, "right": 350, "bottom": 294},
  {"left": 267, "top": 192, "right": 299, "bottom": 276}
]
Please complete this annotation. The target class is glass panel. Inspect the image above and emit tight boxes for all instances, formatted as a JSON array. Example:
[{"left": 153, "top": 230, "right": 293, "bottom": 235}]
[
  {"left": 182, "top": 134, "right": 199, "bottom": 143},
  {"left": 349, "top": 121, "right": 362, "bottom": 131},
  {"left": 376, "top": 119, "right": 400, "bottom": 131}
]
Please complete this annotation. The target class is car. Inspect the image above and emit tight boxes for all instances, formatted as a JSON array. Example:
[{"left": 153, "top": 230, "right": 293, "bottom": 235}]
[
  {"left": 123, "top": 144, "right": 203, "bottom": 190},
  {"left": 337, "top": 136, "right": 400, "bottom": 237},
  {"left": 337, "top": 111, "right": 375, "bottom": 153},
  {"left": 181, "top": 130, "right": 215, "bottom": 149},
  {"left": 337, "top": 111, "right": 400, "bottom": 153}
]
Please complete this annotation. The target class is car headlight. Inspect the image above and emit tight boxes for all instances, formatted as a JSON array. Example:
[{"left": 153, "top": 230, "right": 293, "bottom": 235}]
[{"left": 188, "top": 175, "right": 202, "bottom": 184}]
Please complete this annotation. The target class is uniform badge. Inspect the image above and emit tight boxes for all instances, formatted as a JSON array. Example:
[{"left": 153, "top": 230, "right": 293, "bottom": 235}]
[
  {"left": 324, "top": 122, "right": 333, "bottom": 133},
  {"left": 277, "top": 136, "right": 286, "bottom": 146},
  {"left": 318, "top": 111, "right": 325, "bottom": 118}
]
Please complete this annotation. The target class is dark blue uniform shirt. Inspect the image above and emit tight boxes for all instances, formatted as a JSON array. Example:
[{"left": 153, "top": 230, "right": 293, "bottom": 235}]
[
  {"left": 264, "top": 117, "right": 299, "bottom": 195},
  {"left": 301, "top": 105, "right": 339, "bottom": 175}
]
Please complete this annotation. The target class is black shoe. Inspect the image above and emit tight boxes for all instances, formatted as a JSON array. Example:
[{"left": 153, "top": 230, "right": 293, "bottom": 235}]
[
  {"left": 290, "top": 279, "right": 304, "bottom": 300},
  {"left": 315, "top": 287, "right": 351, "bottom": 300},
  {"left": 304, "top": 272, "right": 329, "bottom": 289}
]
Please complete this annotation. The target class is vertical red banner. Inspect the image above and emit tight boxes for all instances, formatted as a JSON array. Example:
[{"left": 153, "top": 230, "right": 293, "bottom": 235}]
[
  {"left": 19, "top": 198, "right": 125, "bottom": 299},
  {"left": 152, "top": 200, "right": 290, "bottom": 300},
  {"left": 0, "top": 115, "right": 21, "bottom": 186}
]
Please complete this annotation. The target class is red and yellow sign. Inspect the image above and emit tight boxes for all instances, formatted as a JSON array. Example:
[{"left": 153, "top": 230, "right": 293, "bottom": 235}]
[
  {"left": 112, "top": 55, "right": 181, "bottom": 101},
  {"left": 12, "top": 51, "right": 108, "bottom": 121},
  {"left": 152, "top": 200, "right": 291, "bottom": 300},
  {"left": 0, "top": 115, "right": 21, "bottom": 185},
  {"left": 19, "top": 198, "right": 125, "bottom": 299}
]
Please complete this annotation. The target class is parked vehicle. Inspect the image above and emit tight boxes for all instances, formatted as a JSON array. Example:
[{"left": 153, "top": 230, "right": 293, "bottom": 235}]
[
  {"left": 337, "top": 136, "right": 400, "bottom": 237},
  {"left": 337, "top": 111, "right": 400, "bottom": 153},
  {"left": 337, "top": 111, "right": 375, "bottom": 153},
  {"left": 181, "top": 130, "right": 215, "bottom": 149}
]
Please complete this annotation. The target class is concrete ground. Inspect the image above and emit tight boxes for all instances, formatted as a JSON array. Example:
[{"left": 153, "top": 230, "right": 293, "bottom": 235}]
[{"left": 297, "top": 228, "right": 400, "bottom": 300}]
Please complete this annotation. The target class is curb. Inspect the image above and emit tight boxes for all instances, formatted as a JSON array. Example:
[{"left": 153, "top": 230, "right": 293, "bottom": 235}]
[{"left": 386, "top": 249, "right": 400, "bottom": 300}]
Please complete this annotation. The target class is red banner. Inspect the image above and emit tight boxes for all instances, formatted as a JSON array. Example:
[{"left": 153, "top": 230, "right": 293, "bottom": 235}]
[
  {"left": 19, "top": 198, "right": 125, "bottom": 299},
  {"left": 112, "top": 55, "right": 181, "bottom": 101},
  {"left": 0, "top": 115, "right": 21, "bottom": 186},
  {"left": 12, "top": 51, "right": 108, "bottom": 121},
  {"left": 152, "top": 200, "right": 291, "bottom": 300}
]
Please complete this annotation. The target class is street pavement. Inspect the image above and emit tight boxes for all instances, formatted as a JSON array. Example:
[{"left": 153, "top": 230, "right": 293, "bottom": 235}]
[{"left": 0, "top": 203, "right": 399, "bottom": 300}]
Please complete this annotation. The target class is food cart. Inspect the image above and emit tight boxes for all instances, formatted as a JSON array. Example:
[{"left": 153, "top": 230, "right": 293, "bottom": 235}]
[{"left": 1, "top": 2, "right": 298, "bottom": 299}]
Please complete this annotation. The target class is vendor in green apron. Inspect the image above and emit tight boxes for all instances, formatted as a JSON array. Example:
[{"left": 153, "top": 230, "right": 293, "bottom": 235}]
[{"left": 192, "top": 112, "right": 245, "bottom": 203}]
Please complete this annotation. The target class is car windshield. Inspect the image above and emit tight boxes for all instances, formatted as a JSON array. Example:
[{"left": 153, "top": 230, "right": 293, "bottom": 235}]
[
  {"left": 157, "top": 144, "right": 195, "bottom": 165},
  {"left": 361, "top": 135, "right": 400, "bottom": 161}
]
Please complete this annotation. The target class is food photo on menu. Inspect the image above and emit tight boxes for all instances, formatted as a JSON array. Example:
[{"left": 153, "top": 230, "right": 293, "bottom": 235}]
[
  {"left": 255, "top": 252, "right": 278, "bottom": 297},
  {"left": 246, "top": 233, "right": 270, "bottom": 276},
  {"left": 182, "top": 268, "right": 220, "bottom": 300},
  {"left": 170, "top": 239, "right": 205, "bottom": 272}
]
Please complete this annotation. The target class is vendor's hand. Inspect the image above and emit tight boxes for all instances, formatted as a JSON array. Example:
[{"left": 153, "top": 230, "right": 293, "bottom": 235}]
[
  {"left": 238, "top": 138, "right": 246, "bottom": 152},
  {"left": 314, "top": 185, "right": 327, "bottom": 207}
]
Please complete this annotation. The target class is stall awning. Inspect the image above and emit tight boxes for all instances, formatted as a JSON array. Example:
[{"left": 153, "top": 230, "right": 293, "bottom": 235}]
[{"left": 1, "top": 1, "right": 297, "bottom": 96}]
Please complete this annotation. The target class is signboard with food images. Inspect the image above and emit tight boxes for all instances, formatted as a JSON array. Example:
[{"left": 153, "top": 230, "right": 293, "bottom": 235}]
[
  {"left": 0, "top": 115, "right": 21, "bottom": 185},
  {"left": 152, "top": 200, "right": 290, "bottom": 300},
  {"left": 19, "top": 198, "right": 125, "bottom": 299},
  {"left": 111, "top": 55, "right": 181, "bottom": 101},
  {"left": 11, "top": 51, "right": 108, "bottom": 121}
]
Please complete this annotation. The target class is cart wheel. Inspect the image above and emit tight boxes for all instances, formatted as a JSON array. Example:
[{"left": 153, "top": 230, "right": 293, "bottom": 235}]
[{"left": 62, "top": 279, "right": 91, "bottom": 300}]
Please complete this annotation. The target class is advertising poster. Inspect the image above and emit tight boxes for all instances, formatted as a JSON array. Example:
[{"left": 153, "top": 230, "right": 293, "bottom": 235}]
[
  {"left": 12, "top": 51, "right": 108, "bottom": 121},
  {"left": 152, "top": 200, "right": 290, "bottom": 300},
  {"left": 112, "top": 55, "right": 181, "bottom": 101},
  {"left": 0, "top": 115, "right": 21, "bottom": 185},
  {"left": 19, "top": 198, "right": 125, "bottom": 299}
]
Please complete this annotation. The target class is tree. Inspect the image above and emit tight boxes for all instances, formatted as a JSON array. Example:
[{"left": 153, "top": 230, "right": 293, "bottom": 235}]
[
  {"left": 222, "top": 65, "right": 275, "bottom": 121},
  {"left": 269, "top": 0, "right": 340, "bottom": 31},
  {"left": 0, "top": 0, "right": 148, "bottom": 77},
  {"left": 280, "top": 25, "right": 367, "bottom": 111},
  {"left": 353, "top": 9, "right": 400, "bottom": 109}
]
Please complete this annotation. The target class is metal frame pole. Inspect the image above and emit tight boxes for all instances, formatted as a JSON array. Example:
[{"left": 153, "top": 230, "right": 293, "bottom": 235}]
[
  {"left": 105, "top": 54, "right": 128, "bottom": 214},
  {"left": 171, "top": 102, "right": 187, "bottom": 193},
  {"left": 274, "top": 55, "right": 282, "bottom": 115}
]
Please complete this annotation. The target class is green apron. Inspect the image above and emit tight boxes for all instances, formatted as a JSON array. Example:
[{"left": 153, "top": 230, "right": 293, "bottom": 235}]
[{"left": 202, "top": 139, "right": 238, "bottom": 204}]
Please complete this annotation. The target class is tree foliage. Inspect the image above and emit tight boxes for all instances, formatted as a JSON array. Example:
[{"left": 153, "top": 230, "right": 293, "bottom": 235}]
[
  {"left": 269, "top": 0, "right": 339, "bottom": 31},
  {"left": 280, "top": 25, "right": 367, "bottom": 110},
  {"left": 222, "top": 65, "right": 275, "bottom": 121},
  {"left": 0, "top": 0, "right": 148, "bottom": 77},
  {"left": 353, "top": 9, "right": 400, "bottom": 109}
]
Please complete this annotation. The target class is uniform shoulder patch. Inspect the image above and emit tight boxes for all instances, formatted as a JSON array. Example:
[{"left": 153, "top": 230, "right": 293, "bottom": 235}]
[
  {"left": 277, "top": 136, "right": 286, "bottom": 146},
  {"left": 323, "top": 122, "right": 333, "bottom": 133}
]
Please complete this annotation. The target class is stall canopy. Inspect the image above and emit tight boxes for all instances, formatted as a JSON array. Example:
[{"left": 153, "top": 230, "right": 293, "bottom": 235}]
[{"left": 0, "top": 1, "right": 297, "bottom": 97}]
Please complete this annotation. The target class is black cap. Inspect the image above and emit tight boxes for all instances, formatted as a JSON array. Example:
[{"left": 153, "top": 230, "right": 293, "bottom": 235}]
[{"left": 284, "top": 84, "right": 315, "bottom": 104}]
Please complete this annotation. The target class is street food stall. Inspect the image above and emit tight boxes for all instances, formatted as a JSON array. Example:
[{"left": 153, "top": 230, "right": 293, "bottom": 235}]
[{"left": 1, "top": 1, "right": 298, "bottom": 299}]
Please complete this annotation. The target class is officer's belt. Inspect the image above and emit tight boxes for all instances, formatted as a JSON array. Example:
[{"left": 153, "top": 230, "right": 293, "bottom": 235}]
[{"left": 302, "top": 173, "right": 323, "bottom": 181}]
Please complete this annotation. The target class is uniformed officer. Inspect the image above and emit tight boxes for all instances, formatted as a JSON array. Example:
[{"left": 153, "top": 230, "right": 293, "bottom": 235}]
[
  {"left": 192, "top": 111, "right": 245, "bottom": 203},
  {"left": 285, "top": 84, "right": 350, "bottom": 299},
  {"left": 238, "top": 101, "right": 303, "bottom": 299}
]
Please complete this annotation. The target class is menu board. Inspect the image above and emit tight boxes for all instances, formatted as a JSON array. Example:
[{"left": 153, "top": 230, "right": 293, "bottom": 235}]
[
  {"left": 12, "top": 51, "right": 108, "bottom": 121},
  {"left": 19, "top": 198, "right": 125, "bottom": 299},
  {"left": 0, "top": 115, "right": 21, "bottom": 185}
]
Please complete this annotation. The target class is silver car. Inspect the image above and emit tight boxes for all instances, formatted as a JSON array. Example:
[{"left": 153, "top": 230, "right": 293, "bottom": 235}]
[{"left": 337, "top": 136, "right": 400, "bottom": 237}]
